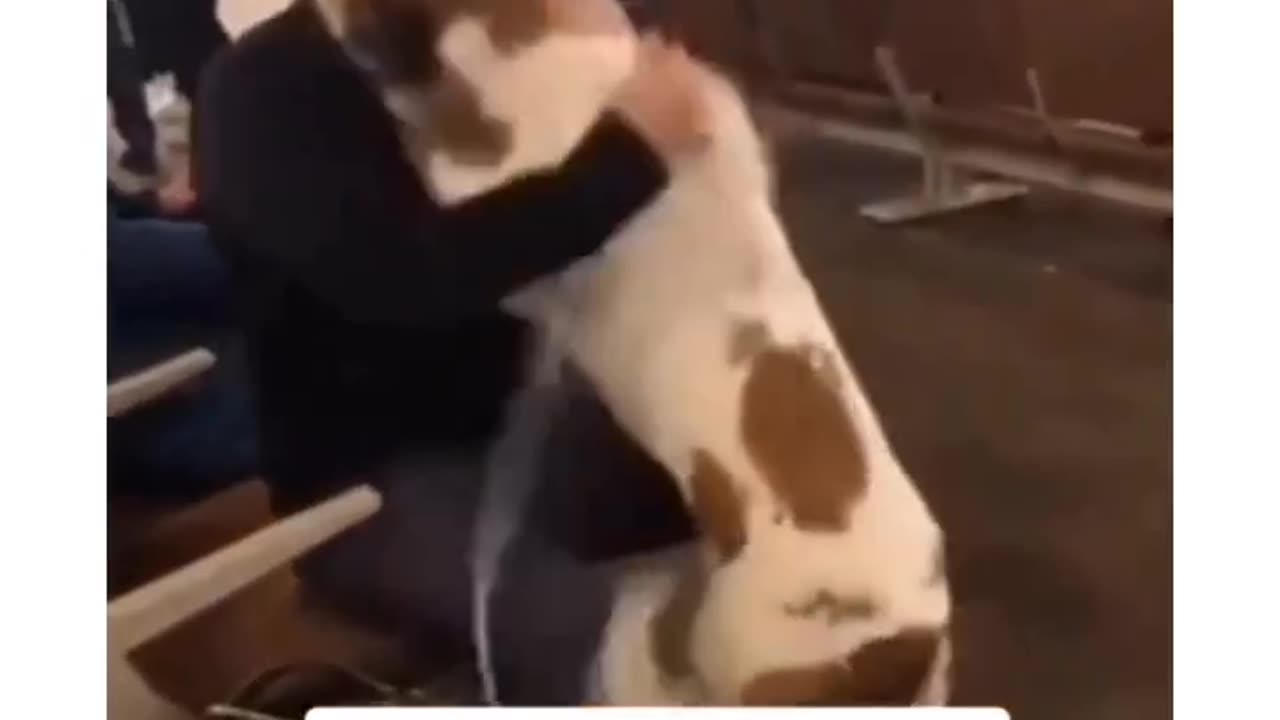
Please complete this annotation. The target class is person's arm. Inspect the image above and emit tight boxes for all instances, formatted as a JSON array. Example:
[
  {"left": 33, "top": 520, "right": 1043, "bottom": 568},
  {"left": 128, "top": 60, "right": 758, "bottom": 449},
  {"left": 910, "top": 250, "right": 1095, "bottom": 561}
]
[
  {"left": 196, "top": 57, "right": 666, "bottom": 329},
  {"left": 108, "top": 0, "right": 159, "bottom": 177}
]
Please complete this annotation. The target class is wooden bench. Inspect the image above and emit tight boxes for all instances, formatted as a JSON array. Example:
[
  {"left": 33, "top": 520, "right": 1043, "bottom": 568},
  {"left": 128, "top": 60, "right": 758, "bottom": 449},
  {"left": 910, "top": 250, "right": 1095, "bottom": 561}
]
[{"left": 107, "top": 351, "right": 388, "bottom": 718}]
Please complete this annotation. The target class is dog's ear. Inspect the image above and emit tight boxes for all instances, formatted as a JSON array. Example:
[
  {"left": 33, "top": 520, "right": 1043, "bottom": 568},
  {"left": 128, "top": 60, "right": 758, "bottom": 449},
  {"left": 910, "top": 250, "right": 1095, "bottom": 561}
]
[
  {"left": 422, "top": 68, "right": 514, "bottom": 167},
  {"left": 342, "top": 0, "right": 443, "bottom": 86}
]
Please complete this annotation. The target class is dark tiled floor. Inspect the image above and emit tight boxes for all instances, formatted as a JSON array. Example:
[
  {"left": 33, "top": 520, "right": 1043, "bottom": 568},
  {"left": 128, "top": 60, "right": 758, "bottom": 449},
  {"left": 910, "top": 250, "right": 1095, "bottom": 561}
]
[{"left": 772, "top": 130, "right": 1171, "bottom": 719}]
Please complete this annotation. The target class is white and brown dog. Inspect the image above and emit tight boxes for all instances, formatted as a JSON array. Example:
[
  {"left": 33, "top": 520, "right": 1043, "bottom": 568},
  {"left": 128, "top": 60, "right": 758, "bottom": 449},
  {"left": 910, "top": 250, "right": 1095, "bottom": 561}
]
[{"left": 312, "top": 0, "right": 951, "bottom": 706}]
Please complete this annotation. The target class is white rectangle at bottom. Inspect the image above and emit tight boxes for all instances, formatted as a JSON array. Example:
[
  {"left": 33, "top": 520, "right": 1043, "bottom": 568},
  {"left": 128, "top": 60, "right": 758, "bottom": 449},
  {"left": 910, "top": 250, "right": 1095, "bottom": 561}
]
[{"left": 308, "top": 710, "right": 1010, "bottom": 720}]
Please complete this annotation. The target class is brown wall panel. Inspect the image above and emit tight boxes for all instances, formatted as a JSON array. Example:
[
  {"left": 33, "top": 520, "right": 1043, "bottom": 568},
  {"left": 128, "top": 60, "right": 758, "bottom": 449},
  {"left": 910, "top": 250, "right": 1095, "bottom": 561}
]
[
  {"left": 669, "top": 0, "right": 1171, "bottom": 132},
  {"left": 664, "top": 0, "right": 758, "bottom": 71},
  {"left": 752, "top": 0, "right": 895, "bottom": 86},
  {"left": 1017, "top": 0, "right": 1172, "bottom": 130},
  {"left": 885, "top": 0, "right": 1032, "bottom": 108}
]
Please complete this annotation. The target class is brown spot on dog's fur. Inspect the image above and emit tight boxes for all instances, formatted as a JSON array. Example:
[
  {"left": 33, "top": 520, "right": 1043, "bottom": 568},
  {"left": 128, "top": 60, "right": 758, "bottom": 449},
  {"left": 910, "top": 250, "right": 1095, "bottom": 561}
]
[
  {"left": 740, "top": 628, "right": 941, "bottom": 706},
  {"left": 689, "top": 449, "right": 747, "bottom": 562},
  {"left": 740, "top": 343, "right": 867, "bottom": 532},
  {"left": 341, "top": 0, "right": 444, "bottom": 84},
  {"left": 422, "top": 70, "right": 513, "bottom": 165},
  {"left": 729, "top": 320, "right": 771, "bottom": 365},
  {"left": 472, "top": 0, "right": 551, "bottom": 52},
  {"left": 841, "top": 628, "right": 943, "bottom": 705},
  {"left": 327, "top": 0, "right": 642, "bottom": 168},
  {"left": 332, "top": 1, "right": 522, "bottom": 165},
  {"left": 331, "top": 0, "right": 629, "bottom": 169},
  {"left": 783, "top": 589, "right": 876, "bottom": 625},
  {"left": 335, "top": 0, "right": 580, "bottom": 66},
  {"left": 741, "top": 660, "right": 852, "bottom": 706},
  {"left": 649, "top": 567, "right": 708, "bottom": 680}
]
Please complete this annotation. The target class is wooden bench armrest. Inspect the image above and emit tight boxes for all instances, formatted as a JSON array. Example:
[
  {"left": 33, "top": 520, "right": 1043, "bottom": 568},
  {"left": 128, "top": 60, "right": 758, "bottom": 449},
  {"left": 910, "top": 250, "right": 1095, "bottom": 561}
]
[
  {"left": 109, "top": 485, "right": 382, "bottom": 652},
  {"left": 108, "top": 348, "right": 217, "bottom": 418}
]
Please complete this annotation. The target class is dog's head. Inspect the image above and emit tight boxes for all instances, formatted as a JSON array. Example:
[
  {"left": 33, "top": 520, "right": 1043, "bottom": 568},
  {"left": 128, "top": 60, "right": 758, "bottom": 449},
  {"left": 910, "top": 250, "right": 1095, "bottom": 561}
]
[{"left": 316, "top": 0, "right": 639, "bottom": 199}]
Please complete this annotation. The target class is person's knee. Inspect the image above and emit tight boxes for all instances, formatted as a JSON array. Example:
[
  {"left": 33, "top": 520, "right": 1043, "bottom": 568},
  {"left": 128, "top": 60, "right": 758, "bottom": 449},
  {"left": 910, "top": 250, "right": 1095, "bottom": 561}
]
[
  {"left": 108, "top": 217, "right": 232, "bottom": 328},
  {"left": 488, "top": 537, "right": 615, "bottom": 704}
]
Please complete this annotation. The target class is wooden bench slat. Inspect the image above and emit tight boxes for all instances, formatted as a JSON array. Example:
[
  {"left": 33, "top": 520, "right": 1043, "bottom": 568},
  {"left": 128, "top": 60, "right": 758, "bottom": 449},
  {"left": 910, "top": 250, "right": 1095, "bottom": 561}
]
[
  {"left": 109, "top": 485, "right": 382, "bottom": 652},
  {"left": 108, "top": 348, "right": 217, "bottom": 418}
]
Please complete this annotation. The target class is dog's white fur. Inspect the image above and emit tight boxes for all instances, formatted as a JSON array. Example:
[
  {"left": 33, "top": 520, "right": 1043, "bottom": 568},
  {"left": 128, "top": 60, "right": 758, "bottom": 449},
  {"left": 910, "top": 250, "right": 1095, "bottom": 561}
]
[
  {"left": 374, "top": 7, "right": 950, "bottom": 706},
  {"left": 216, "top": 0, "right": 292, "bottom": 38}
]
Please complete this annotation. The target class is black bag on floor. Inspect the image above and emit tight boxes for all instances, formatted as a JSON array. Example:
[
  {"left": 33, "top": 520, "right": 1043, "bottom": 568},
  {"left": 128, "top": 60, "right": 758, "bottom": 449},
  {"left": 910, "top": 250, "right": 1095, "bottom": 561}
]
[{"left": 205, "top": 662, "right": 480, "bottom": 719}]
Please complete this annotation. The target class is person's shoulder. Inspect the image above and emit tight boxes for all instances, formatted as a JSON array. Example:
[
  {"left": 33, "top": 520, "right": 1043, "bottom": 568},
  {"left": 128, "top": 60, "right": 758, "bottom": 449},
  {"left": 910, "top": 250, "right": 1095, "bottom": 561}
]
[{"left": 202, "top": 3, "right": 334, "bottom": 104}]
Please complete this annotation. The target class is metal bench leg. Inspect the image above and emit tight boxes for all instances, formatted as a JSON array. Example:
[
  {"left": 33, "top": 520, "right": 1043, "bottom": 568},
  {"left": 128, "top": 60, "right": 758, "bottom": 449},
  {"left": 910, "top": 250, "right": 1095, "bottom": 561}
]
[{"left": 860, "top": 46, "right": 1028, "bottom": 224}]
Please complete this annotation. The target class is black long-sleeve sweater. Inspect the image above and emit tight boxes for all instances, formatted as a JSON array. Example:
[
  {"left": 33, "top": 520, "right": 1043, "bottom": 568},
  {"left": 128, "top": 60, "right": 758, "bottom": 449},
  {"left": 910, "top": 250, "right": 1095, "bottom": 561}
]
[{"left": 194, "top": 1, "right": 666, "bottom": 506}]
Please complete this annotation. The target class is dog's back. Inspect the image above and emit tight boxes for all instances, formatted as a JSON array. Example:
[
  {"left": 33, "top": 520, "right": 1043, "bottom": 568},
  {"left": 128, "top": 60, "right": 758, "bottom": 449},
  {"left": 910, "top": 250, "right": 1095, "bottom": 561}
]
[{"left": 351, "top": 1, "right": 953, "bottom": 705}]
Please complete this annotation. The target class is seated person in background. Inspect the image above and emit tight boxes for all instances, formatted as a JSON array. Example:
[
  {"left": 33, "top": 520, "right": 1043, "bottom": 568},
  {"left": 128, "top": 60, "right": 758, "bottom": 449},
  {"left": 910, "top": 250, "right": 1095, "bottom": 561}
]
[
  {"left": 108, "top": 0, "right": 226, "bottom": 219},
  {"left": 108, "top": 0, "right": 158, "bottom": 181},
  {"left": 108, "top": 207, "right": 260, "bottom": 502},
  {"left": 196, "top": 0, "right": 703, "bottom": 703},
  {"left": 115, "top": 0, "right": 228, "bottom": 100},
  {"left": 108, "top": 0, "right": 255, "bottom": 501}
]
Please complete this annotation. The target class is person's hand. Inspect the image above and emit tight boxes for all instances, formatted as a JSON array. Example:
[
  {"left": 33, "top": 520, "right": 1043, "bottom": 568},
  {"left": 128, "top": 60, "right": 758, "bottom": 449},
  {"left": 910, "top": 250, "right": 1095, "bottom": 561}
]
[
  {"left": 611, "top": 35, "right": 710, "bottom": 162},
  {"left": 156, "top": 169, "right": 197, "bottom": 215}
]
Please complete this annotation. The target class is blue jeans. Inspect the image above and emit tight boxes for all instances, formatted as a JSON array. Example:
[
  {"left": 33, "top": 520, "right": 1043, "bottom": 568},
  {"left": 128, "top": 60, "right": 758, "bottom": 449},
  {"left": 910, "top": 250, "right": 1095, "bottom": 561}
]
[{"left": 108, "top": 214, "right": 259, "bottom": 501}]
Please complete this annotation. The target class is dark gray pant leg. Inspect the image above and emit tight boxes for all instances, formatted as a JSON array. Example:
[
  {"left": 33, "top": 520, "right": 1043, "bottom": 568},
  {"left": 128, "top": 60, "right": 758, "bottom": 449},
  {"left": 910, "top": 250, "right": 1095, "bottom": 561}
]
[
  {"left": 295, "top": 457, "right": 483, "bottom": 658},
  {"left": 483, "top": 368, "right": 694, "bottom": 703},
  {"left": 294, "top": 452, "right": 617, "bottom": 705},
  {"left": 293, "top": 370, "right": 692, "bottom": 704}
]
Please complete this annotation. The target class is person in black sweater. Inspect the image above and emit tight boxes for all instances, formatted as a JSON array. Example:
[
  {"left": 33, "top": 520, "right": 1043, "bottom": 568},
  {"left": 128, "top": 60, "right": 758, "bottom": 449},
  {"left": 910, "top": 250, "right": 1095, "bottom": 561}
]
[{"left": 195, "top": 0, "right": 702, "bottom": 702}]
